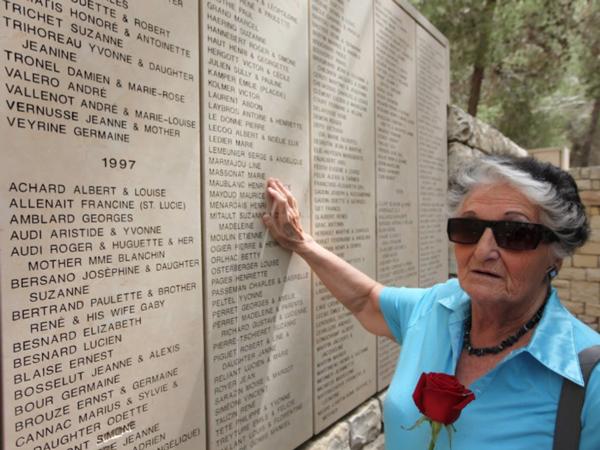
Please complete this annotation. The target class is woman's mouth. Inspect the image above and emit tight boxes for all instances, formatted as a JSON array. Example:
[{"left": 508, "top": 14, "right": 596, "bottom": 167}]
[{"left": 472, "top": 269, "right": 501, "bottom": 279}]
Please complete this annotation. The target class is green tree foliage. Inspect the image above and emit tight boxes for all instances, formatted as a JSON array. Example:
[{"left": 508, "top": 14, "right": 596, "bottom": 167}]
[
  {"left": 570, "top": 0, "right": 600, "bottom": 165},
  {"left": 411, "top": 0, "right": 599, "bottom": 165},
  {"left": 578, "top": 1, "right": 600, "bottom": 98}
]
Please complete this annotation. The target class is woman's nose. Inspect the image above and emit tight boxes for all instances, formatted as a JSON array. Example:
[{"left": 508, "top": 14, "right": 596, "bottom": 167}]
[{"left": 473, "top": 228, "right": 500, "bottom": 259}]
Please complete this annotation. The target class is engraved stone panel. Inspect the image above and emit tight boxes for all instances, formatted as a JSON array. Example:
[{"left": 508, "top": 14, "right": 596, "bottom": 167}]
[
  {"left": 416, "top": 25, "right": 449, "bottom": 286},
  {"left": 1, "top": 0, "right": 451, "bottom": 448},
  {"left": 0, "top": 1, "right": 205, "bottom": 450},
  {"left": 373, "top": 0, "right": 418, "bottom": 390},
  {"left": 202, "top": 1, "right": 313, "bottom": 449},
  {"left": 311, "top": 0, "right": 377, "bottom": 432}
]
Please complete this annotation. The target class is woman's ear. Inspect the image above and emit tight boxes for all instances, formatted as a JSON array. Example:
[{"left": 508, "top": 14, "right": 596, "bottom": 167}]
[
  {"left": 555, "top": 259, "right": 563, "bottom": 272},
  {"left": 547, "top": 259, "right": 563, "bottom": 280}
]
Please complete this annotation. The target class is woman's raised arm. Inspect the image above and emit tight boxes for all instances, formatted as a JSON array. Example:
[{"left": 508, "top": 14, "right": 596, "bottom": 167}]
[{"left": 262, "top": 178, "right": 393, "bottom": 339}]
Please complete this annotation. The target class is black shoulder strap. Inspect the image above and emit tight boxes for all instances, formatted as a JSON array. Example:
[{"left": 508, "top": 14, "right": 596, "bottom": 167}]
[{"left": 553, "top": 345, "right": 600, "bottom": 450}]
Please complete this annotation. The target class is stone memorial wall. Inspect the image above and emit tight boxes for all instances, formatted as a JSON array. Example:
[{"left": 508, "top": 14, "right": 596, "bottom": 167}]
[
  {"left": 202, "top": 2, "right": 313, "bottom": 449},
  {"left": 310, "top": 0, "right": 377, "bottom": 432},
  {"left": 416, "top": 25, "right": 449, "bottom": 287},
  {"left": 0, "top": 1, "right": 448, "bottom": 450},
  {"left": 373, "top": 0, "right": 419, "bottom": 390},
  {"left": 0, "top": 1, "right": 206, "bottom": 450}
]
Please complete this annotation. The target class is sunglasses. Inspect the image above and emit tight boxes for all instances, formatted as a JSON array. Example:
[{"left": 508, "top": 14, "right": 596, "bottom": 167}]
[{"left": 447, "top": 218, "right": 558, "bottom": 251}]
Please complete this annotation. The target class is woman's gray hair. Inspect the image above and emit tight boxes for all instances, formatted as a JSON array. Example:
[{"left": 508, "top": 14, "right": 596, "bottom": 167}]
[{"left": 448, "top": 155, "right": 589, "bottom": 257}]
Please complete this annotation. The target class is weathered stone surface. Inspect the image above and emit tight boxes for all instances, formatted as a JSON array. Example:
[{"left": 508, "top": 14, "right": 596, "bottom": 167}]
[
  {"left": 569, "top": 169, "right": 600, "bottom": 325},
  {"left": 557, "top": 166, "right": 600, "bottom": 334},
  {"left": 555, "top": 286, "right": 571, "bottom": 300},
  {"left": 589, "top": 166, "right": 600, "bottom": 180},
  {"left": 447, "top": 105, "right": 527, "bottom": 156},
  {"left": 570, "top": 281, "right": 600, "bottom": 303},
  {"left": 578, "top": 242, "right": 600, "bottom": 255},
  {"left": 363, "top": 434, "right": 385, "bottom": 450},
  {"left": 558, "top": 268, "right": 587, "bottom": 281},
  {"left": 490, "top": 132, "right": 525, "bottom": 156},
  {"left": 570, "top": 167, "right": 582, "bottom": 179},
  {"left": 562, "top": 300, "right": 585, "bottom": 315},
  {"left": 581, "top": 191, "right": 600, "bottom": 206},
  {"left": 348, "top": 400, "right": 382, "bottom": 450},
  {"left": 471, "top": 121, "right": 526, "bottom": 156},
  {"left": 586, "top": 303, "right": 600, "bottom": 317},
  {"left": 586, "top": 269, "right": 600, "bottom": 282},
  {"left": 467, "top": 119, "right": 494, "bottom": 153},
  {"left": 581, "top": 167, "right": 591, "bottom": 179},
  {"left": 577, "top": 314, "right": 599, "bottom": 326},
  {"left": 377, "top": 390, "right": 388, "bottom": 410},
  {"left": 573, "top": 255, "right": 599, "bottom": 268},
  {"left": 447, "top": 105, "right": 474, "bottom": 143},
  {"left": 552, "top": 279, "right": 570, "bottom": 288},
  {"left": 448, "top": 142, "right": 476, "bottom": 182},
  {"left": 300, "top": 423, "right": 351, "bottom": 450}
]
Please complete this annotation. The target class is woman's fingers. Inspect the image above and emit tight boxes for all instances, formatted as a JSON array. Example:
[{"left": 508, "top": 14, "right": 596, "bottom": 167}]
[
  {"left": 264, "top": 179, "right": 305, "bottom": 247},
  {"left": 273, "top": 180, "right": 301, "bottom": 224},
  {"left": 267, "top": 185, "right": 286, "bottom": 203},
  {"left": 275, "top": 197, "right": 289, "bottom": 227},
  {"left": 274, "top": 180, "right": 299, "bottom": 211},
  {"left": 265, "top": 185, "right": 291, "bottom": 233},
  {"left": 267, "top": 181, "right": 295, "bottom": 221}
]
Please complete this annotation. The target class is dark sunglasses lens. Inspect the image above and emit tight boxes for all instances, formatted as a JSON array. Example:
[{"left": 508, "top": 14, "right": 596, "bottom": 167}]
[
  {"left": 447, "top": 219, "right": 485, "bottom": 244},
  {"left": 448, "top": 219, "right": 547, "bottom": 250},
  {"left": 494, "top": 222, "right": 541, "bottom": 250}
]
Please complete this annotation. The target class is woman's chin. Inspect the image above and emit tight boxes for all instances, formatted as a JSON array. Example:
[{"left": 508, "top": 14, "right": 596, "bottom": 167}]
[{"left": 461, "top": 281, "right": 507, "bottom": 305}]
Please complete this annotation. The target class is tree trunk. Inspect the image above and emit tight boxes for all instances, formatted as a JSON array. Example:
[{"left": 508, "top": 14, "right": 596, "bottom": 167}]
[
  {"left": 467, "top": 0, "right": 497, "bottom": 117},
  {"left": 580, "top": 96, "right": 600, "bottom": 166},
  {"left": 468, "top": 66, "right": 485, "bottom": 116}
]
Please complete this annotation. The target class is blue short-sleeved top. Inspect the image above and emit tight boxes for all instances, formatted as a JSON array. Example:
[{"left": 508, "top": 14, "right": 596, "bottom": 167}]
[{"left": 379, "top": 278, "right": 600, "bottom": 450}]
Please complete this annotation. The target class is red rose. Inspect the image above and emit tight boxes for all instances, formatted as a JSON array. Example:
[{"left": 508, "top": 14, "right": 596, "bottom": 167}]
[{"left": 412, "top": 372, "right": 475, "bottom": 425}]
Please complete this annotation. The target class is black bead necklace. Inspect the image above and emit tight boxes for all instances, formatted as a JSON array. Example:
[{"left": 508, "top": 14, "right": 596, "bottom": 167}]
[{"left": 463, "top": 300, "right": 547, "bottom": 357}]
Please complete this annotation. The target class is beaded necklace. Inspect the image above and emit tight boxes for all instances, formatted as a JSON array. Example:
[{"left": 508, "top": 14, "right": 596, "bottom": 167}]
[{"left": 463, "top": 300, "right": 547, "bottom": 357}]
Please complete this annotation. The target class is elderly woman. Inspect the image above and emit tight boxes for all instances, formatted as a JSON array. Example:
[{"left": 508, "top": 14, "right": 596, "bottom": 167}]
[{"left": 263, "top": 155, "right": 600, "bottom": 449}]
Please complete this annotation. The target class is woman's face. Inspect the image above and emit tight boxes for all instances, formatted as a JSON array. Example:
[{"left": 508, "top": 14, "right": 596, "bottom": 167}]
[{"left": 454, "top": 182, "right": 559, "bottom": 308}]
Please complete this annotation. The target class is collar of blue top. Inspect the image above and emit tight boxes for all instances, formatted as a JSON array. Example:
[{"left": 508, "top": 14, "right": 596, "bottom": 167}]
[{"left": 439, "top": 283, "right": 584, "bottom": 386}]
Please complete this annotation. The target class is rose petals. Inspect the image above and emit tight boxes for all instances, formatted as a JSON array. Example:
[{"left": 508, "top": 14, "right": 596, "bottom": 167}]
[{"left": 412, "top": 372, "right": 475, "bottom": 425}]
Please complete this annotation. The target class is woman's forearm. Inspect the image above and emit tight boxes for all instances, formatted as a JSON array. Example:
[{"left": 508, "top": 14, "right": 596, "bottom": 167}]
[
  {"left": 263, "top": 178, "right": 392, "bottom": 338},
  {"left": 297, "top": 237, "right": 381, "bottom": 313},
  {"left": 296, "top": 237, "right": 391, "bottom": 337}
]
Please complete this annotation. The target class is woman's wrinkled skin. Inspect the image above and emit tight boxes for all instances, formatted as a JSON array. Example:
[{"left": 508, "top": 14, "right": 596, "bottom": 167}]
[{"left": 262, "top": 178, "right": 309, "bottom": 251}]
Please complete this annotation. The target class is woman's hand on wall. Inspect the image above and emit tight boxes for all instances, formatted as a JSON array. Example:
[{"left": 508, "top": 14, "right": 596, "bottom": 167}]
[{"left": 263, "top": 178, "right": 312, "bottom": 254}]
